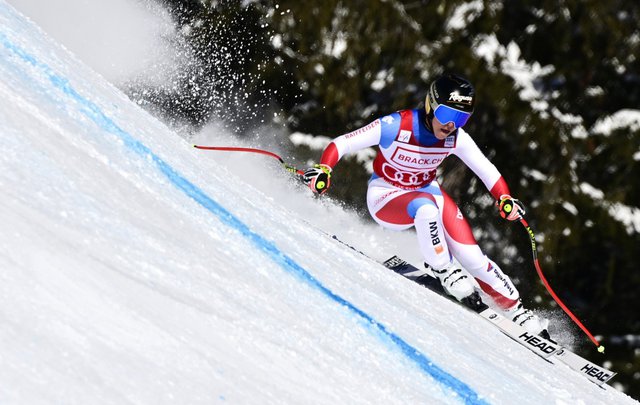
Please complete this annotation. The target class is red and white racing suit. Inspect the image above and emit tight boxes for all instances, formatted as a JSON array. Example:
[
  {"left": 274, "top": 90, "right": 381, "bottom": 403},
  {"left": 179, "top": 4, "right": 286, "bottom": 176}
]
[{"left": 319, "top": 108, "right": 519, "bottom": 310}]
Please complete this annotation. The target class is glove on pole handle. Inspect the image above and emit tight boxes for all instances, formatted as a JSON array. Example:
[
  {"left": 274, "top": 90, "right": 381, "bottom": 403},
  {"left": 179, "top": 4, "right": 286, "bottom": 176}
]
[
  {"left": 519, "top": 218, "right": 604, "bottom": 352},
  {"left": 193, "top": 145, "right": 305, "bottom": 176}
]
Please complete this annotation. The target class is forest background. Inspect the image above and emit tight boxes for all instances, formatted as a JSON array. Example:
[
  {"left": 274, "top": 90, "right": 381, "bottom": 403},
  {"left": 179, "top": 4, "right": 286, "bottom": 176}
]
[{"left": 119, "top": 0, "right": 640, "bottom": 398}]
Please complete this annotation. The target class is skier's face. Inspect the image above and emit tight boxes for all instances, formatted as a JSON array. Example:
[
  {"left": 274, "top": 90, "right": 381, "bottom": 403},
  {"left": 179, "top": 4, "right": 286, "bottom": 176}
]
[{"left": 432, "top": 116, "right": 456, "bottom": 139}]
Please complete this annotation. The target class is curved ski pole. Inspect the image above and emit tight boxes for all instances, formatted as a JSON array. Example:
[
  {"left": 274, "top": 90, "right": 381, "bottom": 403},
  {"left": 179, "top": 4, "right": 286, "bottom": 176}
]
[
  {"left": 193, "top": 145, "right": 305, "bottom": 176},
  {"left": 519, "top": 218, "right": 604, "bottom": 352}
]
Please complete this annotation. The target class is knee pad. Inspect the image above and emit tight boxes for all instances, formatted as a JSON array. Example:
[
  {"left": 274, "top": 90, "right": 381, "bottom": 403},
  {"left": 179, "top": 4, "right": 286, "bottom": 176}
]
[{"left": 413, "top": 201, "right": 439, "bottom": 221}]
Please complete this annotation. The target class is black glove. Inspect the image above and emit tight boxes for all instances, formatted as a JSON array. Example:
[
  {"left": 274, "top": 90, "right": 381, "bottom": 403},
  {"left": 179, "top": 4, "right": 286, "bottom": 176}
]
[
  {"left": 303, "top": 164, "right": 332, "bottom": 195},
  {"left": 498, "top": 195, "right": 526, "bottom": 221}
]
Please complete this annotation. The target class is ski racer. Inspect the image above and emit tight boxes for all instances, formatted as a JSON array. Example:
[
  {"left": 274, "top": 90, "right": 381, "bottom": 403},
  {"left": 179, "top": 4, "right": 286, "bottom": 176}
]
[{"left": 303, "top": 73, "right": 550, "bottom": 336}]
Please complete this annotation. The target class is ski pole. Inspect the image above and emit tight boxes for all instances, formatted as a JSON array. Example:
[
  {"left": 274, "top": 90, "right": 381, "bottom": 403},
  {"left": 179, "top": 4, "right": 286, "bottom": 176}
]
[
  {"left": 193, "top": 145, "right": 305, "bottom": 176},
  {"left": 519, "top": 218, "right": 604, "bottom": 353}
]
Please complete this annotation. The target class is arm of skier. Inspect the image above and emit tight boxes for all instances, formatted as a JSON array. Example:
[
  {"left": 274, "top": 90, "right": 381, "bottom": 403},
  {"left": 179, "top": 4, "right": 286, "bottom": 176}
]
[
  {"left": 453, "top": 129, "right": 525, "bottom": 221},
  {"left": 303, "top": 119, "right": 383, "bottom": 194}
]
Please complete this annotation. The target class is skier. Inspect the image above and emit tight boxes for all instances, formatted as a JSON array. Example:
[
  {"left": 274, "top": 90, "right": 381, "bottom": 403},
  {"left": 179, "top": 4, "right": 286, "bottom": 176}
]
[{"left": 303, "top": 73, "right": 549, "bottom": 336}]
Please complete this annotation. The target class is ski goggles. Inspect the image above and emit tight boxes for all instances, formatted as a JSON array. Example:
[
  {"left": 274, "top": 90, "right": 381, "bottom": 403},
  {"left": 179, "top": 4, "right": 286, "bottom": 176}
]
[{"left": 433, "top": 104, "right": 472, "bottom": 128}]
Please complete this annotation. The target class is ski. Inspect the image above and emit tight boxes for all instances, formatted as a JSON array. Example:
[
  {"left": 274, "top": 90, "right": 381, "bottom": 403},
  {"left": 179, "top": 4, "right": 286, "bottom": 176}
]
[
  {"left": 327, "top": 234, "right": 616, "bottom": 386},
  {"left": 382, "top": 255, "right": 617, "bottom": 387}
]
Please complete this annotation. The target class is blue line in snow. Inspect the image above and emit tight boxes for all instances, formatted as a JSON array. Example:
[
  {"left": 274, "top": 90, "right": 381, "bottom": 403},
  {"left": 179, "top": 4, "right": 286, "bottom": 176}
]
[{"left": 1, "top": 30, "right": 488, "bottom": 405}]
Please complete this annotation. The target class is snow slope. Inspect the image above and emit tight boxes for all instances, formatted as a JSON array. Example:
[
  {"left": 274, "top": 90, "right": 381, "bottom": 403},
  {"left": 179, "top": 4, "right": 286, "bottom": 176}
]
[{"left": 0, "top": 2, "right": 636, "bottom": 404}]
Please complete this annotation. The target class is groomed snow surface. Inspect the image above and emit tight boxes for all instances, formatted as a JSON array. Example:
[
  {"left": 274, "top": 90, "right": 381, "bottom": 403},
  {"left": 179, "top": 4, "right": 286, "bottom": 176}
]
[{"left": 0, "top": 2, "right": 637, "bottom": 404}]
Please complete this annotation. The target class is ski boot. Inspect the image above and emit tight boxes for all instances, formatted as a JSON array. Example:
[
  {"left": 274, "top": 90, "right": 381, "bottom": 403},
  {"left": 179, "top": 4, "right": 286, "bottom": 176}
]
[
  {"left": 506, "top": 301, "right": 554, "bottom": 341},
  {"left": 429, "top": 263, "right": 484, "bottom": 311}
]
